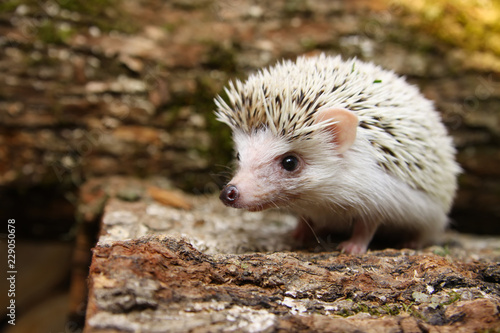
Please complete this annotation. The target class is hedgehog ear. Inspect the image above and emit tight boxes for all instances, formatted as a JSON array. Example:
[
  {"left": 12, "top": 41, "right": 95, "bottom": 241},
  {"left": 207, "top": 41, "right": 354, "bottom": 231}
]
[{"left": 314, "top": 108, "right": 358, "bottom": 154}]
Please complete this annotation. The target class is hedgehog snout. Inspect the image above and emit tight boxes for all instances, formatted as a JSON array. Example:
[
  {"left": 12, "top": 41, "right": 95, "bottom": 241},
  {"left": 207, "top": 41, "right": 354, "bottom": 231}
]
[{"left": 220, "top": 184, "right": 240, "bottom": 207}]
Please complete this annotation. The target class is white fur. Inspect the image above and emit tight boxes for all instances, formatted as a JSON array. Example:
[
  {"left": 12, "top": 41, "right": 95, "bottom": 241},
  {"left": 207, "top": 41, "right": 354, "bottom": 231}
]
[
  {"left": 216, "top": 54, "right": 460, "bottom": 250},
  {"left": 232, "top": 129, "right": 447, "bottom": 246}
]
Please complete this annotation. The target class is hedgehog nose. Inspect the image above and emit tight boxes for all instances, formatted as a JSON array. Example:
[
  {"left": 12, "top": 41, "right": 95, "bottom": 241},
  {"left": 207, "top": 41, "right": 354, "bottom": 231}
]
[{"left": 220, "top": 184, "right": 239, "bottom": 206}]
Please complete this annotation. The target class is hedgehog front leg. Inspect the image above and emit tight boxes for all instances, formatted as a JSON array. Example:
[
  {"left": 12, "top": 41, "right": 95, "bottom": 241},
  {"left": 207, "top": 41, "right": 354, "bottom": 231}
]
[
  {"left": 291, "top": 216, "right": 315, "bottom": 243},
  {"left": 338, "top": 219, "right": 378, "bottom": 254}
]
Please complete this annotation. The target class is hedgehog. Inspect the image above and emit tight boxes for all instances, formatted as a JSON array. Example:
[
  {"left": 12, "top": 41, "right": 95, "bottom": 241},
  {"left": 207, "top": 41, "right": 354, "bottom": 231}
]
[{"left": 215, "top": 54, "right": 460, "bottom": 254}]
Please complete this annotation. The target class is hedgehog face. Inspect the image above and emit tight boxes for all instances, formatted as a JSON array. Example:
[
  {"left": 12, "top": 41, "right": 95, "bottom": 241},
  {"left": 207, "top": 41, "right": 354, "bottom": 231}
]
[
  {"left": 219, "top": 108, "right": 360, "bottom": 212},
  {"left": 220, "top": 129, "right": 308, "bottom": 211}
]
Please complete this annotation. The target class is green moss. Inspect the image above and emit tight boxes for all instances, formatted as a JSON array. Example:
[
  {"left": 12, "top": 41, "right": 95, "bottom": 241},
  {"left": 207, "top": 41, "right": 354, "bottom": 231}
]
[
  {"left": 355, "top": 303, "right": 381, "bottom": 316},
  {"left": 284, "top": 0, "right": 312, "bottom": 17},
  {"left": 7, "top": 0, "right": 138, "bottom": 35},
  {"left": 335, "top": 301, "right": 384, "bottom": 317},
  {"left": 67, "top": 0, "right": 139, "bottom": 34},
  {"left": 0, "top": 0, "right": 22, "bottom": 12},
  {"left": 172, "top": 0, "right": 212, "bottom": 11},
  {"left": 442, "top": 291, "right": 461, "bottom": 305},
  {"left": 56, "top": 0, "right": 115, "bottom": 16},
  {"left": 395, "top": 0, "right": 500, "bottom": 56},
  {"left": 194, "top": 75, "right": 234, "bottom": 171},
  {"left": 160, "top": 105, "right": 183, "bottom": 128},
  {"left": 36, "top": 20, "right": 76, "bottom": 45},
  {"left": 432, "top": 245, "right": 451, "bottom": 257},
  {"left": 382, "top": 304, "right": 400, "bottom": 316},
  {"left": 162, "top": 23, "right": 178, "bottom": 33},
  {"left": 158, "top": 71, "right": 234, "bottom": 193},
  {"left": 204, "top": 44, "right": 238, "bottom": 72},
  {"left": 300, "top": 37, "right": 318, "bottom": 51},
  {"left": 334, "top": 301, "right": 439, "bottom": 319},
  {"left": 337, "top": 308, "right": 352, "bottom": 317},
  {"left": 401, "top": 301, "right": 414, "bottom": 313},
  {"left": 206, "top": 112, "right": 233, "bottom": 162},
  {"left": 400, "top": 302, "right": 428, "bottom": 321}
]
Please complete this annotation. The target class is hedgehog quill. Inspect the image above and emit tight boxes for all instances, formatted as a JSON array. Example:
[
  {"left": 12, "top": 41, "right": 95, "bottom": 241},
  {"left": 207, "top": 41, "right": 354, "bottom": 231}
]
[{"left": 215, "top": 54, "right": 460, "bottom": 254}]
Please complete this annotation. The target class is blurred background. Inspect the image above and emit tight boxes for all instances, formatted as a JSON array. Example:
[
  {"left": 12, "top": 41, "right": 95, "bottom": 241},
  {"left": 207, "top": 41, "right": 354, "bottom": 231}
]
[{"left": 0, "top": 0, "right": 499, "bottom": 332}]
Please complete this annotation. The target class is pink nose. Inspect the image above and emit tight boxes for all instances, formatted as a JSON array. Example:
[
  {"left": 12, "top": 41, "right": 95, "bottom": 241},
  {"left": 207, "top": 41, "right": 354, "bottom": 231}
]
[{"left": 220, "top": 184, "right": 239, "bottom": 206}]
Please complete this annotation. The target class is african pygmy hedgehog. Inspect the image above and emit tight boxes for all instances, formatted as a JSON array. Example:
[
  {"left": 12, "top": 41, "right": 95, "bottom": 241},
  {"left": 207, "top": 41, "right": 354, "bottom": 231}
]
[{"left": 215, "top": 54, "right": 460, "bottom": 254}]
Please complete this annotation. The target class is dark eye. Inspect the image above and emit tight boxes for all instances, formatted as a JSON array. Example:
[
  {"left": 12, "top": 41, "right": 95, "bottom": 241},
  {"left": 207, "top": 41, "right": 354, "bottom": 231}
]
[
  {"left": 281, "top": 155, "right": 299, "bottom": 171},
  {"left": 236, "top": 153, "right": 240, "bottom": 161}
]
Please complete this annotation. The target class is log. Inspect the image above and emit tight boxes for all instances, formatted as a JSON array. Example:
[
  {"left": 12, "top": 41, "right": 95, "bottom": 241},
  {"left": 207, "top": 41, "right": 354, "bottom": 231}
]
[{"left": 83, "top": 177, "right": 500, "bottom": 332}]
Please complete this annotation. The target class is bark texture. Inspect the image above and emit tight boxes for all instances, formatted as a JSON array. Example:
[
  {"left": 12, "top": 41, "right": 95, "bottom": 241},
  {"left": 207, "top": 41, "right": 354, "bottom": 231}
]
[
  {"left": 83, "top": 177, "right": 500, "bottom": 333},
  {"left": 1, "top": 0, "right": 500, "bottom": 234}
]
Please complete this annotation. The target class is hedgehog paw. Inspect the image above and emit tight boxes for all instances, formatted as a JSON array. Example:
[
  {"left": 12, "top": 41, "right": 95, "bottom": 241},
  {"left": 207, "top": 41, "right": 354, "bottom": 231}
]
[
  {"left": 337, "top": 241, "right": 368, "bottom": 254},
  {"left": 337, "top": 220, "right": 377, "bottom": 254}
]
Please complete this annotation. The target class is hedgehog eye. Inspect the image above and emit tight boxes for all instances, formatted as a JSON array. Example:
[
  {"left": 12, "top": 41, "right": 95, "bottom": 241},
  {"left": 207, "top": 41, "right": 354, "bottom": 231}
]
[
  {"left": 281, "top": 155, "right": 299, "bottom": 172},
  {"left": 236, "top": 153, "right": 241, "bottom": 161}
]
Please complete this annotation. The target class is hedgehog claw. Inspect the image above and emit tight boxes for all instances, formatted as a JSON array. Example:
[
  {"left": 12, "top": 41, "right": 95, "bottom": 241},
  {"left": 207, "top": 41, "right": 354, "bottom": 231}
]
[
  {"left": 338, "top": 220, "right": 377, "bottom": 254},
  {"left": 337, "top": 241, "right": 368, "bottom": 254}
]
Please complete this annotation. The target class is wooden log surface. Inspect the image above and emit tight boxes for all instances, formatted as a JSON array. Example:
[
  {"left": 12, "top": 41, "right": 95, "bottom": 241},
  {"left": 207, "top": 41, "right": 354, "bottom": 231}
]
[{"left": 82, "top": 177, "right": 500, "bottom": 333}]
